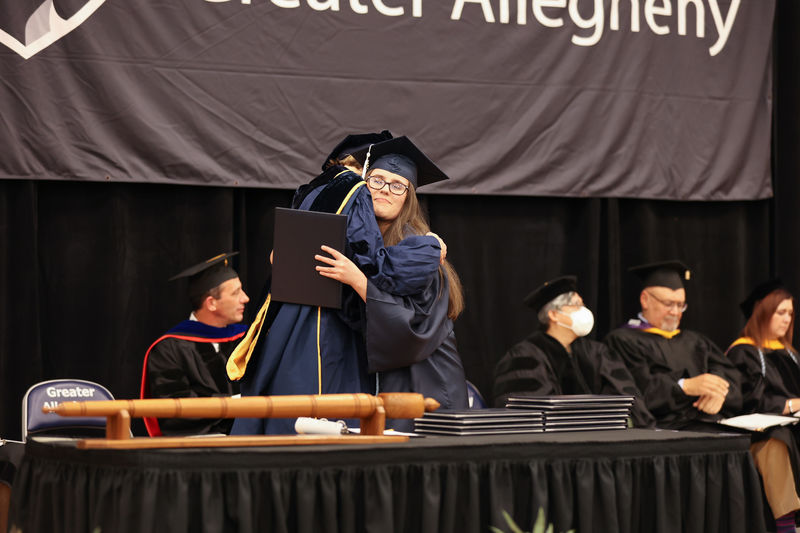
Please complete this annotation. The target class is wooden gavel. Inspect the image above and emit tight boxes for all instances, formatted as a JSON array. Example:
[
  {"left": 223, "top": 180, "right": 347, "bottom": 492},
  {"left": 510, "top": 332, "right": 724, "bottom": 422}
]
[{"left": 43, "top": 393, "right": 440, "bottom": 440}]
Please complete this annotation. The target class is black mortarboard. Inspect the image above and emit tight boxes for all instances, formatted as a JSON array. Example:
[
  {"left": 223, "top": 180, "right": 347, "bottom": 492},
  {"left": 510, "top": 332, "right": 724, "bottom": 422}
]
[
  {"left": 322, "top": 130, "right": 393, "bottom": 171},
  {"left": 629, "top": 260, "right": 691, "bottom": 290},
  {"left": 169, "top": 252, "right": 239, "bottom": 301},
  {"left": 352, "top": 136, "right": 449, "bottom": 189},
  {"left": 740, "top": 278, "right": 786, "bottom": 319},
  {"left": 523, "top": 275, "right": 578, "bottom": 313}
]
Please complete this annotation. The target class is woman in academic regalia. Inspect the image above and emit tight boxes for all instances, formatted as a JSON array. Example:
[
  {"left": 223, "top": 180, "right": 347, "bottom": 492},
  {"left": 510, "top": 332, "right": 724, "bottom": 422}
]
[
  {"left": 726, "top": 280, "right": 800, "bottom": 532},
  {"left": 316, "top": 136, "right": 469, "bottom": 430}
]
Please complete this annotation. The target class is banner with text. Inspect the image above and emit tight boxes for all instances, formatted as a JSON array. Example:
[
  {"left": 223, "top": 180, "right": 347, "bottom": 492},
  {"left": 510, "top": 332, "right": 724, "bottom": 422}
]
[{"left": 0, "top": 0, "right": 774, "bottom": 199}]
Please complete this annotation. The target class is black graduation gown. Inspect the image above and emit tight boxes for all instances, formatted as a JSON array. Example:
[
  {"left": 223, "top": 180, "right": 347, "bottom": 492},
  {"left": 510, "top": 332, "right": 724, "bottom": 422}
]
[
  {"left": 146, "top": 336, "right": 241, "bottom": 435},
  {"left": 604, "top": 323, "right": 743, "bottom": 429},
  {"left": 364, "top": 271, "right": 469, "bottom": 432},
  {"left": 726, "top": 341, "right": 800, "bottom": 414},
  {"left": 726, "top": 340, "right": 800, "bottom": 499},
  {"left": 492, "top": 331, "right": 656, "bottom": 428}
]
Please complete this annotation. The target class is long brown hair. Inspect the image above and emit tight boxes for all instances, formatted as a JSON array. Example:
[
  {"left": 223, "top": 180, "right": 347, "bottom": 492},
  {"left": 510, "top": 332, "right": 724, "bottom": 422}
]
[
  {"left": 741, "top": 288, "right": 795, "bottom": 350},
  {"left": 379, "top": 183, "right": 465, "bottom": 320}
]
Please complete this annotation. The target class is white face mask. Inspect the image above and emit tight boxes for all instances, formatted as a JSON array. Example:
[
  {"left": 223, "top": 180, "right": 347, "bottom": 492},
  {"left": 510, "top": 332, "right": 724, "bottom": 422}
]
[{"left": 557, "top": 306, "right": 595, "bottom": 337}]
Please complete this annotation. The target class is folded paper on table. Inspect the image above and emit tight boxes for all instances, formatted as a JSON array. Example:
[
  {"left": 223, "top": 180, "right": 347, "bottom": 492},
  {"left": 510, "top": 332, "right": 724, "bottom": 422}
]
[{"left": 718, "top": 413, "right": 800, "bottom": 432}]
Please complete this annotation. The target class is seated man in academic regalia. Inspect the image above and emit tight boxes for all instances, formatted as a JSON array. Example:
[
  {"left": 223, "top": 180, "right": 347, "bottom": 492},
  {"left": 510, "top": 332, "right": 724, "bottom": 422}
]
[
  {"left": 492, "top": 275, "right": 655, "bottom": 428},
  {"left": 140, "top": 252, "right": 250, "bottom": 436},
  {"left": 604, "top": 261, "right": 742, "bottom": 430}
]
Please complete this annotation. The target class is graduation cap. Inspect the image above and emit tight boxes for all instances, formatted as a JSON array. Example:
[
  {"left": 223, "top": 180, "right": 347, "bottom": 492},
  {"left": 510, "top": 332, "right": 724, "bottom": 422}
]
[
  {"left": 523, "top": 275, "right": 578, "bottom": 313},
  {"left": 740, "top": 278, "right": 786, "bottom": 319},
  {"left": 629, "top": 260, "right": 691, "bottom": 290},
  {"left": 169, "top": 252, "right": 239, "bottom": 302},
  {"left": 352, "top": 136, "right": 449, "bottom": 189},
  {"left": 322, "top": 130, "right": 393, "bottom": 171}
]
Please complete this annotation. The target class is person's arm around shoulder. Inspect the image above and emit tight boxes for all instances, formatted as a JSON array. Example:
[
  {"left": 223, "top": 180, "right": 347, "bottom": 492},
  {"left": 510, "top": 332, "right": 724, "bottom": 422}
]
[{"left": 346, "top": 191, "right": 441, "bottom": 295}]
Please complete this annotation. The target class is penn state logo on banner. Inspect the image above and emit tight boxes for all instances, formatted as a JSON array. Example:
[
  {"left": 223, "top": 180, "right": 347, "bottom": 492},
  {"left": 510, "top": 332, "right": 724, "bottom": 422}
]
[{"left": 0, "top": 0, "right": 105, "bottom": 59}]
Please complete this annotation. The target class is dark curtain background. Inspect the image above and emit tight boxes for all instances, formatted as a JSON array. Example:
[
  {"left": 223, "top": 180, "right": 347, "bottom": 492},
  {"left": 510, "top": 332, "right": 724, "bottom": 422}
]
[{"left": 1, "top": 1, "right": 798, "bottom": 440}]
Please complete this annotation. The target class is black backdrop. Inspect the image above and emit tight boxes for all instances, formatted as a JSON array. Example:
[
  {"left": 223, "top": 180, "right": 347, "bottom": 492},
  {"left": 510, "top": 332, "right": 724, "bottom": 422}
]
[{"left": 1, "top": 1, "right": 798, "bottom": 440}]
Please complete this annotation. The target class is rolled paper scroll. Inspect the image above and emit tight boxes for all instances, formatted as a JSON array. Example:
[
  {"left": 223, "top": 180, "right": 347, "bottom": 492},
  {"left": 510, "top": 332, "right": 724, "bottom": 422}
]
[{"left": 294, "top": 417, "right": 348, "bottom": 435}]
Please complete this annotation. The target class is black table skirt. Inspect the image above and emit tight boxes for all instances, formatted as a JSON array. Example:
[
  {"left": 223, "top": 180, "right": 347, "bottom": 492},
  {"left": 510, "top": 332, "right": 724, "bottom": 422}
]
[{"left": 8, "top": 429, "right": 766, "bottom": 533}]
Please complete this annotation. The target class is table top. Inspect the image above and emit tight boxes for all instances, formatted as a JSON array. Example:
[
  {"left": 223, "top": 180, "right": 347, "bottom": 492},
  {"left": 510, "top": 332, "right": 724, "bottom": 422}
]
[{"left": 20, "top": 428, "right": 751, "bottom": 470}]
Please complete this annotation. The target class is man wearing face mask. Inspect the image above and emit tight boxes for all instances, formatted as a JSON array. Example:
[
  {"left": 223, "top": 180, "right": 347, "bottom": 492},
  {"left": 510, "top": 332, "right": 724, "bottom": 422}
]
[
  {"left": 604, "top": 261, "right": 742, "bottom": 430},
  {"left": 492, "top": 276, "right": 655, "bottom": 428}
]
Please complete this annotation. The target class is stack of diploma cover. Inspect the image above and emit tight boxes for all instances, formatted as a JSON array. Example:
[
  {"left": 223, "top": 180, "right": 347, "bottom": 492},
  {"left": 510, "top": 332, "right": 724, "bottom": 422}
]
[
  {"left": 504, "top": 394, "right": 634, "bottom": 432},
  {"left": 413, "top": 409, "right": 544, "bottom": 436}
]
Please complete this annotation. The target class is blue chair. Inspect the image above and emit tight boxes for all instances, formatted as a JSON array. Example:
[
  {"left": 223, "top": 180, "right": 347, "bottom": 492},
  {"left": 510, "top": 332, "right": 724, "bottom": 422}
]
[
  {"left": 21, "top": 379, "right": 116, "bottom": 441},
  {"left": 466, "top": 380, "right": 487, "bottom": 409}
]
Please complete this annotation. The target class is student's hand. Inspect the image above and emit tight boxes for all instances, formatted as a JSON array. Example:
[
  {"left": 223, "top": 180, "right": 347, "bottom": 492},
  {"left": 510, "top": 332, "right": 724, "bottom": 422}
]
[
  {"left": 681, "top": 373, "right": 730, "bottom": 398},
  {"left": 426, "top": 232, "right": 447, "bottom": 264},
  {"left": 315, "top": 245, "right": 367, "bottom": 301}
]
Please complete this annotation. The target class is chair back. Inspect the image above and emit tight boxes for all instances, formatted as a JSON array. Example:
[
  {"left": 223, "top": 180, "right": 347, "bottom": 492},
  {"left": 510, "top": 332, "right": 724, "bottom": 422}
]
[
  {"left": 466, "top": 380, "right": 487, "bottom": 409},
  {"left": 22, "top": 379, "right": 115, "bottom": 441}
]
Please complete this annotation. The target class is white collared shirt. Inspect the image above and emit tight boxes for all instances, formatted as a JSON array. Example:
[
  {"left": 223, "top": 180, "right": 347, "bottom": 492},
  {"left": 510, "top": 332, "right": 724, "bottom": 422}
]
[{"left": 189, "top": 312, "right": 220, "bottom": 352}]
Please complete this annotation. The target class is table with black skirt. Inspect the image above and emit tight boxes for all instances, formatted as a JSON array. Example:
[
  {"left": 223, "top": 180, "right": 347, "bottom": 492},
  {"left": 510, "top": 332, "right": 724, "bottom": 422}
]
[{"left": 8, "top": 429, "right": 766, "bottom": 533}]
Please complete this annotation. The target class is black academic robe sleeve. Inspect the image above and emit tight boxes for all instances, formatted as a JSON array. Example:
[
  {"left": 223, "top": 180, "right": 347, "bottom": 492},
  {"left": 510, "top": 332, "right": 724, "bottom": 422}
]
[
  {"left": 574, "top": 339, "right": 657, "bottom": 428},
  {"left": 492, "top": 336, "right": 562, "bottom": 407},
  {"left": 147, "top": 338, "right": 238, "bottom": 435},
  {"left": 727, "top": 344, "right": 791, "bottom": 414},
  {"left": 604, "top": 328, "right": 741, "bottom": 428},
  {"left": 702, "top": 334, "right": 744, "bottom": 416},
  {"left": 492, "top": 334, "right": 655, "bottom": 427},
  {"left": 604, "top": 329, "right": 692, "bottom": 422}
]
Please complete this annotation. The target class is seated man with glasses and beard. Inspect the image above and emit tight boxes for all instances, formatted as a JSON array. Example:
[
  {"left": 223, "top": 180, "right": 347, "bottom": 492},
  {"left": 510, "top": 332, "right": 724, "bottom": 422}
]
[
  {"left": 604, "top": 261, "right": 742, "bottom": 430},
  {"left": 492, "top": 275, "right": 655, "bottom": 428}
]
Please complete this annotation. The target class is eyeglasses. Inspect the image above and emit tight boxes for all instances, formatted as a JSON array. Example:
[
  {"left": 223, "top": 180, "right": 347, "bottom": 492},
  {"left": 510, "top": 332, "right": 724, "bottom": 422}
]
[
  {"left": 646, "top": 291, "right": 688, "bottom": 312},
  {"left": 367, "top": 176, "right": 409, "bottom": 196}
]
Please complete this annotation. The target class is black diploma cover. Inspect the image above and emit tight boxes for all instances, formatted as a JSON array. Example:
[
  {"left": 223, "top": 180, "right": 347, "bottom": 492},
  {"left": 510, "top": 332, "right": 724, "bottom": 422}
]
[{"left": 271, "top": 207, "right": 347, "bottom": 309}]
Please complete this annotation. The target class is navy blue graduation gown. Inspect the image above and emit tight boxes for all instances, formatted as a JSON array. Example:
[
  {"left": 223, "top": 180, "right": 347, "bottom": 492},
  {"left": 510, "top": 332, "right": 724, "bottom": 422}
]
[{"left": 365, "top": 270, "right": 469, "bottom": 432}]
